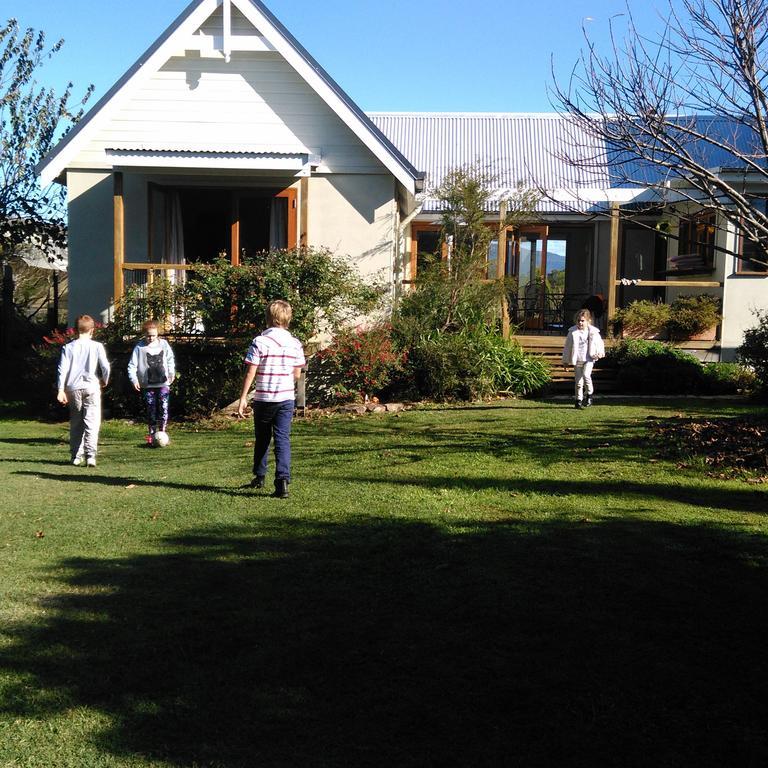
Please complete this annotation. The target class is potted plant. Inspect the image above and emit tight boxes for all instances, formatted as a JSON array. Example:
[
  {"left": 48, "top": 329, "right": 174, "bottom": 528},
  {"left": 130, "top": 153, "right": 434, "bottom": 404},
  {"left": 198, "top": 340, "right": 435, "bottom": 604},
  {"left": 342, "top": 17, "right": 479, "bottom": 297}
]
[
  {"left": 613, "top": 300, "right": 671, "bottom": 339},
  {"left": 667, "top": 294, "right": 721, "bottom": 341}
]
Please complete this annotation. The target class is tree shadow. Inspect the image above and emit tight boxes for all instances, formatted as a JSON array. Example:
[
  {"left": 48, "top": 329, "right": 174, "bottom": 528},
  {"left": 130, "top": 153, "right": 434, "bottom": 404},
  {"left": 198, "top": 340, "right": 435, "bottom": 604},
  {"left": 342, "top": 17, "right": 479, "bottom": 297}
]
[
  {"left": 0, "top": 437, "right": 64, "bottom": 445},
  {"left": 346, "top": 472, "right": 767, "bottom": 515},
  {"left": 2, "top": 516, "right": 767, "bottom": 766},
  {"left": 12, "top": 470, "right": 252, "bottom": 498},
  {"left": 296, "top": 415, "right": 657, "bottom": 472}
]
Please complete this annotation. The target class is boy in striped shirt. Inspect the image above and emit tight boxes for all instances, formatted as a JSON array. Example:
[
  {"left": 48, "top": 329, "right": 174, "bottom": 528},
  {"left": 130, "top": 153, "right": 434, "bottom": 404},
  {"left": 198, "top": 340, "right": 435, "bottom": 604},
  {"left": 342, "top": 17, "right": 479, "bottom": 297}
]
[{"left": 237, "top": 300, "right": 305, "bottom": 498}]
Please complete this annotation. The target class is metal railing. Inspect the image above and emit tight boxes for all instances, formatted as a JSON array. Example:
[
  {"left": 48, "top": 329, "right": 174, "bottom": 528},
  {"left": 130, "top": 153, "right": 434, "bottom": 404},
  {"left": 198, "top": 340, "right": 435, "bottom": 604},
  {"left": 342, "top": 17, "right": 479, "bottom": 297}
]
[{"left": 507, "top": 290, "right": 600, "bottom": 336}]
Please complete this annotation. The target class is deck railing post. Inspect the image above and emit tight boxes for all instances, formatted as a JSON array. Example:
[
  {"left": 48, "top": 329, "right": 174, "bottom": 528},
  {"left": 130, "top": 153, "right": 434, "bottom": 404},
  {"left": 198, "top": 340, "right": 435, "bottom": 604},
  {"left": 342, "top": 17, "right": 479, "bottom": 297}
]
[
  {"left": 498, "top": 201, "right": 510, "bottom": 338},
  {"left": 606, "top": 201, "right": 620, "bottom": 332}
]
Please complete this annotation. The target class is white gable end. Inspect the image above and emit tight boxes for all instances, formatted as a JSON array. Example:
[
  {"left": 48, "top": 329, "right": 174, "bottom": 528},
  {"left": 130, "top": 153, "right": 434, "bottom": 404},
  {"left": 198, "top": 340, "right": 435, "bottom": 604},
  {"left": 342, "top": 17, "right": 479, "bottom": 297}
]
[
  {"left": 66, "top": 51, "right": 387, "bottom": 175},
  {"left": 38, "top": 0, "right": 420, "bottom": 191}
]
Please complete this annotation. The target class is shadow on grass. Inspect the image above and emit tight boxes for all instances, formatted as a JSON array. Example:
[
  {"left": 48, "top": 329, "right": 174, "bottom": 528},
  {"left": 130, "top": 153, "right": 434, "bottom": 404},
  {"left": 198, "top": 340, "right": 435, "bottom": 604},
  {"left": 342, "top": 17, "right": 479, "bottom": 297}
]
[
  {"left": 0, "top": 436, "right": 64, "bottom": 445},
  {"left": 346, "top": 473, "right": 768, "bottom": 515},
  {"left": 2, "top": 516, "right": 767, "bottom": 767},
  {"left": 11, "top": 470, "right": 251, "bottom": 498}
]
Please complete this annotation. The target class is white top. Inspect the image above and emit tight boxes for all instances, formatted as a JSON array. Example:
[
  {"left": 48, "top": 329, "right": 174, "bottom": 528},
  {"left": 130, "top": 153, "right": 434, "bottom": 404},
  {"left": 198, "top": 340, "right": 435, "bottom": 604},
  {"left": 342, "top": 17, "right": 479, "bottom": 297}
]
[
  {"left": 57, "top": 337, "right": 111, "bottom": 393},
  {"left": 127, "top": 338, "right": 176, "bottom": 388},
  {"left": 244, "top": 327, "right": 306, "bottom": 403},
  {"left": 575, "top": 329, "right": 589, "bottom": 363}
]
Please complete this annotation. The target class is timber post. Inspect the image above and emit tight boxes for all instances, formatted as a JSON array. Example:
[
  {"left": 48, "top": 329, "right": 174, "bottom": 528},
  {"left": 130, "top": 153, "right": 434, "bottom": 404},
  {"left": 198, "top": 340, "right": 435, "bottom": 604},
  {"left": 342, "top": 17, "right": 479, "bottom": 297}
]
[
  {"left": 497, "top": 200, "right": 509, "bottom": 338},
  {"left": 113, "top": 172, "right": 125, "bottom": 304},
  {"left": 606, "top": 201, "right": 620, "bottom": 331}
]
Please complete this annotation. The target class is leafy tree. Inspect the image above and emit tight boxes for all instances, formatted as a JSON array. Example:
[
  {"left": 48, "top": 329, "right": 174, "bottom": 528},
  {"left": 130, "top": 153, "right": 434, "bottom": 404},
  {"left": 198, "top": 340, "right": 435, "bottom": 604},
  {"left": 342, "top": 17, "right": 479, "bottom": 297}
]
[
  {"left": 0, "top": 18, "right": 92, "bottom": 344},
  {"left": 552, "top": 0, "right": 768, "bottom": 267},
  {"left": 395, "top": 166, "right": 539, "bottom": 339}
]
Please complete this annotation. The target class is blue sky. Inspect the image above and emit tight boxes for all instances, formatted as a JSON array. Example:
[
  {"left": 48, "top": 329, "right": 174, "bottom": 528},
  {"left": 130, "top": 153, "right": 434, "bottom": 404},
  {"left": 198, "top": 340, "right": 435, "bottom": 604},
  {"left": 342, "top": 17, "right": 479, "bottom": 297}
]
[{"left": 8, "top": 0, "right": 671, "bottom": 114}]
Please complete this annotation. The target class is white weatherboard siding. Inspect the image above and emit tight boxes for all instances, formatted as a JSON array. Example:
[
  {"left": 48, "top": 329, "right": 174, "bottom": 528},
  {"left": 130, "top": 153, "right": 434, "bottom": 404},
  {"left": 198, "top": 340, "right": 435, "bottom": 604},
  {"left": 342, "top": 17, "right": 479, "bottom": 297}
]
[
  {"left": 66, "top": 171, "right": 115, "bottom": 323},
  {"left": 67, "top": 52, "right": 387, "bottom": 176}
]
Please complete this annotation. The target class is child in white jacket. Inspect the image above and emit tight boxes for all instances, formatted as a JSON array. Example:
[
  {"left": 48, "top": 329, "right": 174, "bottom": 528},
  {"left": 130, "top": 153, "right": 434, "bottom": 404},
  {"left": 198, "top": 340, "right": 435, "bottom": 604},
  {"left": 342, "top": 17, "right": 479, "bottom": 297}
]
[
  {"left": 127, "top": 320, "right": 176, "bottom": 444},
  {"left": 562, "top": 309, "right": 605, "bottom": 409}
]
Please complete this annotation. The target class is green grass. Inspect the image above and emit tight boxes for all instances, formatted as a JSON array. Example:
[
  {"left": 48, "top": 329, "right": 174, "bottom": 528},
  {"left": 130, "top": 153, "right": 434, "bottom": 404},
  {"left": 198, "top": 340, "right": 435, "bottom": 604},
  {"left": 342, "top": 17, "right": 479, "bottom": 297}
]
[{"left": 1, "top": 399, "right": 768, "bottom": 767}]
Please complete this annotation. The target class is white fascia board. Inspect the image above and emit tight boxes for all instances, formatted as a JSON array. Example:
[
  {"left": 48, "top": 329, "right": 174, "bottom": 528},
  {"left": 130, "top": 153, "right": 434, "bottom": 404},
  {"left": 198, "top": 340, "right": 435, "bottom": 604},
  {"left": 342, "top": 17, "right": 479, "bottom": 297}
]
[
  {"left": 37, "top": 0, "right": 220, "bottom": 186},
  {"left": 232, "top": 0, "right": 417, "bottom": 194}
]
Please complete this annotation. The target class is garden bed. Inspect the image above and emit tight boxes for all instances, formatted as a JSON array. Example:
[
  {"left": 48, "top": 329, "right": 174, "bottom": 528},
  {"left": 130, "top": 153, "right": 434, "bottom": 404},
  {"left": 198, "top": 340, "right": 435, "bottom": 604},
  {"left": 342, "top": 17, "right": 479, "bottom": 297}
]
[{"left": 648, "top": 415, "right": 768, "bottom": 479}]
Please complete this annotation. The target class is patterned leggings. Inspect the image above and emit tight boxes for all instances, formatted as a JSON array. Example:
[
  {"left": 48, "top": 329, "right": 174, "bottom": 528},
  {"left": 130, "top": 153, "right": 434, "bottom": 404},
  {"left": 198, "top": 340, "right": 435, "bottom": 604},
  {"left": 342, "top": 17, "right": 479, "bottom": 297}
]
[{"left": 143, "top": 386, "right": 170, "bottom": 434}]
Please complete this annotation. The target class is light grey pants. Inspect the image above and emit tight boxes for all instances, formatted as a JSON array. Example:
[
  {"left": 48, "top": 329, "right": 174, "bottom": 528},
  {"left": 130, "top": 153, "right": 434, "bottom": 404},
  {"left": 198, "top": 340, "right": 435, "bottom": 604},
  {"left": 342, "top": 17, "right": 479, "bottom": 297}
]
[
  {"left": 69, "top": 388, "right": 102, "bottom": 459},
  {"left": 574, "top": 361, "right": 594, "bottom": 401}
]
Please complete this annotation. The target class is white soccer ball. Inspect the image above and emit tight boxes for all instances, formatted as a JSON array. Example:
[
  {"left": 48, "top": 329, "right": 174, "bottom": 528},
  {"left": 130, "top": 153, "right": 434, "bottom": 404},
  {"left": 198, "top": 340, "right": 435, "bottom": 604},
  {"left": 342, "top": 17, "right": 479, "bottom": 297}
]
[{"left": 153, "top": 431, "right": 170, "bottom": 447}]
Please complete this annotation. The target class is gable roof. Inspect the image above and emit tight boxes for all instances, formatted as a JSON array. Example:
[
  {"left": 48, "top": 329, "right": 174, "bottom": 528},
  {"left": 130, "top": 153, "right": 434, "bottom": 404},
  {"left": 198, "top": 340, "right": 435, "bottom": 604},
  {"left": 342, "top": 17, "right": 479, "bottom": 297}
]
[{"left": 37, "top": 0, "right": 423, "bottom": 193}]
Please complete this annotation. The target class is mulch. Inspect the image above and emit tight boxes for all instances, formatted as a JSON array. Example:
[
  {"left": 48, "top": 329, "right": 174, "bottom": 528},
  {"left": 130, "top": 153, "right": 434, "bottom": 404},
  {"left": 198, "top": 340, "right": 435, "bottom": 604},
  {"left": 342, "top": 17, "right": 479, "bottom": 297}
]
[{"left": 647, "top": 415, "right": 768, "bottom": 482}]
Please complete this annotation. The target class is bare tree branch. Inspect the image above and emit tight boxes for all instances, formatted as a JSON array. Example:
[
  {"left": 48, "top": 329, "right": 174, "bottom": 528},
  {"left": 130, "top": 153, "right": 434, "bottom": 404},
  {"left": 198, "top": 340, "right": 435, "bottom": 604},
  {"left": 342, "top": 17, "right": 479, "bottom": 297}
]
[{"left": 550, "top": 0, "right": 768, "bottom": 267}]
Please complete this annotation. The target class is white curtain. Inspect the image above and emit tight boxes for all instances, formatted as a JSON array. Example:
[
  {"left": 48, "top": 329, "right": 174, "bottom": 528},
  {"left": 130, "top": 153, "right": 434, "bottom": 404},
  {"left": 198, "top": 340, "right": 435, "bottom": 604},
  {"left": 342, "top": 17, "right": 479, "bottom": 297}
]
[
  {"left": 164, "top": 191, "right": 186, "bottom": 284},
  {"left": 269, "top": 197, "right": 288, "bottom": 250}
]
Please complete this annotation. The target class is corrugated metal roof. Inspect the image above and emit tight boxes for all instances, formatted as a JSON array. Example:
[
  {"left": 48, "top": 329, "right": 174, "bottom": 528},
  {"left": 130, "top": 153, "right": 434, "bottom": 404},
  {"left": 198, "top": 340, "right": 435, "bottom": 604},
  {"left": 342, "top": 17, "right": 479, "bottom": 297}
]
[
  {"left": 367, "top": 112, "right": 615, "bottom": 212},
  {"left": 367, "top": 112, "right": 767, "bottom": 214}
]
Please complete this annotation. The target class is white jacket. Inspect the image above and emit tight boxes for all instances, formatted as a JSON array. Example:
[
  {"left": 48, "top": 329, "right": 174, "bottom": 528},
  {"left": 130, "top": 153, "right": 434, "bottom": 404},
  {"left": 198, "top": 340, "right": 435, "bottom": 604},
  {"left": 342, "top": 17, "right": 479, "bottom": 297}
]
[{"left": 562, "top": 324, "right": 605, "bottom": 366}]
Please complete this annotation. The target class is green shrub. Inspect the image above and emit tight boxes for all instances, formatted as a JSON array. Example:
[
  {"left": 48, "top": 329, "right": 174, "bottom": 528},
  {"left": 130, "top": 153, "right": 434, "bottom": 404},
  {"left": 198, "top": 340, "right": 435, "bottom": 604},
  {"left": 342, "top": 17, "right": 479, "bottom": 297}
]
[
  {"left": 307, "top": 325, "right": 406, "bottom": 405},
  {"left": 609, "top": 339, "right": 704, "bottom": 394},
  {"left": 613, "top": 300, "right": 670, "bottom": 338},
  {"left": 700, "top": 362, "right": 756, "bottom": 395},
  {"left": 612, "top": 294, "right": 721, "bottom": 341},
  {"left": 667, "top": 294, "right": 721, "bottom": 340},
  {"left": 187, "top": 249, "right": 381, "bottom": 341},
  {"left": 402, "top": 331, "right": 550, "bottom": 402},
  {"left": 738, "top": 310, "right": 768, "bottom": 394},
  {"left": 172, "top": 340, "right": 245, "bottom": 418},
  {"left": 608, "top": 339, "right": 752, "bottom": 395},
  {"left": 106, "top": 248, "right": 382, "bottom": 342}
]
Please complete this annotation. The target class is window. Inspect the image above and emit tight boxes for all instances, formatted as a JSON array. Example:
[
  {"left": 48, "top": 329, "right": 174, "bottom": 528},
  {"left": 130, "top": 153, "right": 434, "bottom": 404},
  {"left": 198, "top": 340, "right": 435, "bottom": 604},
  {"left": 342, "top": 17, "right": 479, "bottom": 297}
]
[
  {"left": 674, "top": 210, "right": 716, "bottom": 272},
  {"left": 148, "top": 185, "right": 296, "bottom": 267},
  {"left": 737, "top": 199, "right": 768, "bottom": 274},
  {"left": 486, "top": 234, "right": 517, "bottom": 279},
  {"left": 409, "top": 224, "right": 442, "bottom": 280}
]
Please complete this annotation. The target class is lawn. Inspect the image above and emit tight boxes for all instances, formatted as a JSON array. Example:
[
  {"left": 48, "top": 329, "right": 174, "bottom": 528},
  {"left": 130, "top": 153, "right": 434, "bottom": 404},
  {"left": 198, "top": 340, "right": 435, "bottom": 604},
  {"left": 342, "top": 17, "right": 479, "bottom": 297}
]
[{"left": 1, "top": 399, "right": 767, "bottom": 767}]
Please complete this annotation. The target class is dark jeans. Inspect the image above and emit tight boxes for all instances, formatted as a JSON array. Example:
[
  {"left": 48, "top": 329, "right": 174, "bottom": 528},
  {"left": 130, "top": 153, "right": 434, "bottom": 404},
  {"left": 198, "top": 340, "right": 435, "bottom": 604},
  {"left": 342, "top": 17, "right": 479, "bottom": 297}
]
[{"left": 252, "top": 399, "right": 294, "bottom": 481}]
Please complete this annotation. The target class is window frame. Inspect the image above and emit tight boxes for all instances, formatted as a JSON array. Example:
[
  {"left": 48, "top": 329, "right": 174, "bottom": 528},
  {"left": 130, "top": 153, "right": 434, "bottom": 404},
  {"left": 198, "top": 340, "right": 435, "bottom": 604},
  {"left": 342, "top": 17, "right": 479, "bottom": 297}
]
[
  {"left": 736, "top": 198, "right": 768, "bottom": 275},
  {"left": 675, "top": 209, "right": 717, "bottom": 273}
]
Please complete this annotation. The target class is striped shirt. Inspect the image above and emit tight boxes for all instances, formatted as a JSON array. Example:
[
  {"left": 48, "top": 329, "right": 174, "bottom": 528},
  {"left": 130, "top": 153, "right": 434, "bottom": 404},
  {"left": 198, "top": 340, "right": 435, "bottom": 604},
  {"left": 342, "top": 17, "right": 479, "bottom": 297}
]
[{"left": 244, "top": 327, "right": 305, "bottom": 403}]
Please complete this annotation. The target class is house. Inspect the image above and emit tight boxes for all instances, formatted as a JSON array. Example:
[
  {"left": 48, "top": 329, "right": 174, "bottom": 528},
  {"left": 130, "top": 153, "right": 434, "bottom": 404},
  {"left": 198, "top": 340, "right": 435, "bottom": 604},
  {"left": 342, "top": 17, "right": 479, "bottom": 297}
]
[
  {"left": 37, "top": 0, "right": 423, "bottom": 327},
  {"left": 37, "top": 0, "right": 768, "bottom": 361}
]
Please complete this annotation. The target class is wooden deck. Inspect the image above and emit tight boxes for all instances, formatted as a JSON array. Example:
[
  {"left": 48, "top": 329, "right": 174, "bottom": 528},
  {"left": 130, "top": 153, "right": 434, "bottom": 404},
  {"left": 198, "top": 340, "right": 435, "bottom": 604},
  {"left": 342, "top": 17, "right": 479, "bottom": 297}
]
[{"left": 514, "top": 334, "right": 722, "bottom": 391}]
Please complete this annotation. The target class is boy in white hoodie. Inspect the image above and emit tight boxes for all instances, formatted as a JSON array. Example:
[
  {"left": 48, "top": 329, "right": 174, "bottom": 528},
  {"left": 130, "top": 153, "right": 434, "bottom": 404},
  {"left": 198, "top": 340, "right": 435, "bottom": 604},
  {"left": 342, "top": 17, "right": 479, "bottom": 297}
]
[
  {"left": 57, "top": 315, "right": 111, "bottom": 466},
  {"left": 562, "top": 309, "right": 605, "bottom": 409}
]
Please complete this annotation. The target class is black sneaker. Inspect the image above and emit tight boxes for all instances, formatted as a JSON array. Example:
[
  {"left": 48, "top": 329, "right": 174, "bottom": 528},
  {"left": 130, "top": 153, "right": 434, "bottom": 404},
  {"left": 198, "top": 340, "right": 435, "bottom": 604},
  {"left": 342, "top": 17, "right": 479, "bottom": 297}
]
[
  {"left": 249, "top": 476, "right": 265, "bottom": 489},
  {"left": 584, "top": 396, "right": 593, "bottom": 407},
  {"left": 272, "top": 479, "right": 290, "bottom": 499},
  {"left": 575, "top": 400, "right": 584, "bottom": 409}
]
